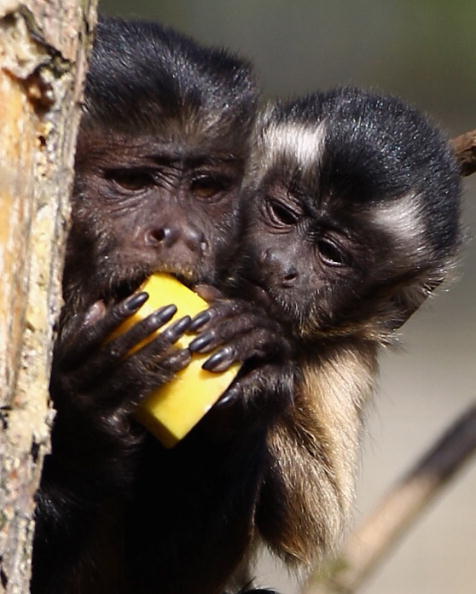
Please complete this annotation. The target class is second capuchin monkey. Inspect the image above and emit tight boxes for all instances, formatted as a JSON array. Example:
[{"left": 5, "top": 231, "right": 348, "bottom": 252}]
[{"left": 188, "top": 87, "right": 462, "bottom": 588}]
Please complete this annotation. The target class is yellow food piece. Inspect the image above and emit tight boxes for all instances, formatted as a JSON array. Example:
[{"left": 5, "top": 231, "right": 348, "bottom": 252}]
[{"left": 112, "top": 273, "right": 240, "bottom": 448}]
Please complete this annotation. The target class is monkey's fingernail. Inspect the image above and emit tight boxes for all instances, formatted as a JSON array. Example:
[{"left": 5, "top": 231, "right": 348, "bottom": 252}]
[
  {"left": 194, "top": 284, "right": 223, "bottom": 301},
  {"left": 217, "top": 385, "right": 239, "bottom": 407},
  {"left": 188, "top": 332, "right": 214, "bottom": 352},
  {"left": 126, "top": 292, "right": 149, "bottom": 311},
  {"left": 188, "top": 310, "right": 212, "bottom": 332},
  {"left": 168, "top": 348, "right": 192, "bottom": 370},
  {"left": 83, "top": 300, "right": 106, "bottom": 325},
  {"left": 202, "top": 347, "right": 234, "bottom": 372},
  {"left": 164, "top": 316, "right": 191, "bottom": 340},
  {"left": 151, "top": 304, "right": 177, "bottom": 325}
]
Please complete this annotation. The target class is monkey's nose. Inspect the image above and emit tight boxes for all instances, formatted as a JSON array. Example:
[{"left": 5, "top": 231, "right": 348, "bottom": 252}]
[
  {"left": 282, "top": 266, "right": 298, "bottom": 287},
  {"left": 145, "top": 224, "right": 208, "bottom": 256},
  {"left": 183, "top": 226, "right": 208, "bottom": 255},
  {"left": 262, "top": 250, "right": 299, "bottom": 288},
  {"left": 146, "top": 226, "right": 179, "bottom": 247}
]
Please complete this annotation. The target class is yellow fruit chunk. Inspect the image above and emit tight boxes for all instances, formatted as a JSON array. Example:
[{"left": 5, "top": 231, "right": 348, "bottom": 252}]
[{"left": 111, "top": 273, "right": 240, "bottom": 448}]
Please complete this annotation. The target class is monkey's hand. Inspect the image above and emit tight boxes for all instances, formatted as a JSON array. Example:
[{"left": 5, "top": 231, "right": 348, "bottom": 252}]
[
  {"left": 37, "top": 294, "right": 193, "bottom": 536},
  {"left": 51, "top": 292, "right": 192, "bottom": 440},
  {"left": 186, "top": 299, "right": 294, "bottom": 417},
  {"left": 187, "top": 298, "right": 292, "bottom": 372}
]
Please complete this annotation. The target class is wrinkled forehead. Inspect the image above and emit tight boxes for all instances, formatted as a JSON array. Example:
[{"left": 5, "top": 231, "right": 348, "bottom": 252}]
[{"left": 79, "top": 108, "right": 250, "bottom": 163}]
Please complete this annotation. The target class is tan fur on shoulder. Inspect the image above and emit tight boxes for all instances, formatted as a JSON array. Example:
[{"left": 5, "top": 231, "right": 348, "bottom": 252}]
[{"left": 257, "top": 339, "right": 378, "bottom": 567}]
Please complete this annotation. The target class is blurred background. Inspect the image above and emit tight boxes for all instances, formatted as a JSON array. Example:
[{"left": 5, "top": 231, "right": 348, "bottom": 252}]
[{"left": 100, "top": 2, "right": 476, "bottom": 593}]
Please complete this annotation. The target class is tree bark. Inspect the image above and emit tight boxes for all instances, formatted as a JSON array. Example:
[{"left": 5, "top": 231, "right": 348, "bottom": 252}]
[{"left": 0, "top": 2, "right": 97, "bottom": 593}]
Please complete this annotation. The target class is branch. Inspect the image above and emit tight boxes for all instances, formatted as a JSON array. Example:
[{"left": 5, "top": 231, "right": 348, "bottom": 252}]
[
  {"left": 452, "top": 130, "right": 476, "bottom": 176},
  {"left": 304, "top": 402, "right": 476, "bottom": 594}
]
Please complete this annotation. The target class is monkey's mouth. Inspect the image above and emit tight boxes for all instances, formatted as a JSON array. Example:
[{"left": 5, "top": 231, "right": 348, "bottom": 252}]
[
  {"left": 110, "top": 277, "right": 147, "bottom": 305},
  {"left": 172, "top": 272, "right": 195, "bottom": 290},
  {"left": 236, "top": 278, "right": 273, "bottom": 310},
  {"left": 108, "top": 269, "right": 197, "bottom": 306}
]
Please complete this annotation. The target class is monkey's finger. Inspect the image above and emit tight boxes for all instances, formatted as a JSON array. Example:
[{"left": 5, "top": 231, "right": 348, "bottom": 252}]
[
  {"left": 144, "top": 347, "right": 192, "bottom": 378},
  {"left": 92, "top": 317, "right": 192, "bottom": 398},
  {"left": 105, "top": 304, "right": 178, "bottom": 356},
  {"left": 189, "top": 314, "right": 275, "bottom": 354},
  {"left": 122, "top": 348, "right": 192, "bottom": 405},
  {"left": 77, "top": 305, "right": 179, "bottom": 382},
  {"left": 193, "top": 284, "right": 224, "bottom": 302},
  {"left": 188, "top": 309, "right": 213, "bottom": 332},
  {"left": 59, "top": 292, "right": 150, "bottom": 369},
  {"left": 215, "top": 372, "right": 255, "bottom": 408},
  {"left": 216, "top": 363, "right": 289, "bottom": 410},
  {"left": 202, "top": 346, "right": 236, "bottom": 372},
  {"left": 131, "top": 315, "right": 192, "bottom": 361},
  {"left": 188, "top": 299, "right": 249, "bottom": 332},
  {"left": 189, "top": 316, "right": 258, "bottom": 353},
  {"left": 90, "top": 347, "right": 192, "bottom": 411},
  {"left": 202, "top": 327, "right": 288, "bottom": 372}
]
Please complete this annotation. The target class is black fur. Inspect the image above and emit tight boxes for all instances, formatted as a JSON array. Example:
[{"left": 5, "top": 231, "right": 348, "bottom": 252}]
[
  {"left": 85, "top": 18, "right": 257, "bottom": 142},
  {"left": 278, "top": 88, "right": 460, "bottom": 257},
  {"left": 32, "top": 20, "right": 461, "bottom": 594},
  {"left": 232, "top": 88, "right": 462, "bottom": 338},
  {"left": 31, "top": 18, "right": 267, "bottom": 594},
  {"left": 191, "top": 87, "right": 461, "bottom": 575}
]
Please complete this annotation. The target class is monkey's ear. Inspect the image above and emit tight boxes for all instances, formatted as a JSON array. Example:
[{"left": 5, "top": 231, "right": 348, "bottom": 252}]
[{"left": 388, "top": 277, "right": 442, "bottom": 330}]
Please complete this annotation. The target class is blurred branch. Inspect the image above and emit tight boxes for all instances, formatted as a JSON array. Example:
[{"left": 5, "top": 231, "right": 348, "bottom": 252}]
[
  {"left": 304, "top": 402, "right": 476, "bottom": 594},
  {"left": 452, "top": 129, "right": 476, "bottom": 176}
]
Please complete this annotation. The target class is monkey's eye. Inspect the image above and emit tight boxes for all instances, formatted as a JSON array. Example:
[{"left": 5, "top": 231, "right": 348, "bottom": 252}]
[
  {"left": 106, "top": 169, "right": 155, "bottom": 192},
  {"left": 190, "top": 175, "right": 231, "bottom": 199},
  {"left": 266, "top": 198, "right": 300, "bottom": 227},
  {"left": 317, "top": 239, "right": 348, "bottom": 267}
]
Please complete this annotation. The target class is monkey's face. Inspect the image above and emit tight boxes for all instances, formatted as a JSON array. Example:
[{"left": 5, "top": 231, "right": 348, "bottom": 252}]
[
  {"left": 237, "top": 174, "right": 386, "bottom": 340},
  {"left": 65, "top": 127, "right": 244, "bottom": 314},
  {"left": 238, "top": 172, "right": 436, "bottom": 341},
  {"left": 235, "top": 91, "right": 461, "bottom": 342}
]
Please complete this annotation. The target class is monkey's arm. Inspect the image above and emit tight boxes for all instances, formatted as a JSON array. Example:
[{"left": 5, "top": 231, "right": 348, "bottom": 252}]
[
  {"left": 186, "top": 298, "right": 376, "bottom": 567},
  {"left": 32, "top": 293, "right": 192, "bottom": 593},
  {"left": 256, "top": 341, "right": 378, "bottom": 567}
]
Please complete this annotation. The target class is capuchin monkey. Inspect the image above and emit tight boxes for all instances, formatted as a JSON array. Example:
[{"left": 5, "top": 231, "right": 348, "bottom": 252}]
[
  {"left": 31, "top": 17, "right": 278, "bottom": 594},
  {"left": 187, "top": 88, "right": 462, "bottom": 583}
]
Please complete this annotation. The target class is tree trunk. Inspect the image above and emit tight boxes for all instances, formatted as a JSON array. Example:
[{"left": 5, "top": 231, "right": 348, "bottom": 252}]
[{"left": 0, "top": 2, "right": 97, "bottom": 592}]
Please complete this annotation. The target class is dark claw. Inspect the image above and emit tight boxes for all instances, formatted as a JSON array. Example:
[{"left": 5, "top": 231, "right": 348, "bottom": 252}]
[
  {"left": 125, "top": 291, "right": 149, "bottom": 311},
  {"left": 216, "top": 383, "right": 240, "bottom": 407},
  {"left": 163, "top": 316, "right": 192, "bottom": 341},
  {"left": 150, "top": 304, "right": 177, "bottom": 325},
  {"left": 188, "top": 310, "right": 212, "bottom": 332},
  {"left": 189, "top": 332, "right": 214, "bottom": 353},
  {"left": 202, "top": 346, "right": 234, "bottom": 372}
]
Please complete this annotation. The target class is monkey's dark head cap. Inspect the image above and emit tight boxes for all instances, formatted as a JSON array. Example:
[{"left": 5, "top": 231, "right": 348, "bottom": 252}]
[{"left": 83, "top": 18, "right": 258, "bottom": 145}]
